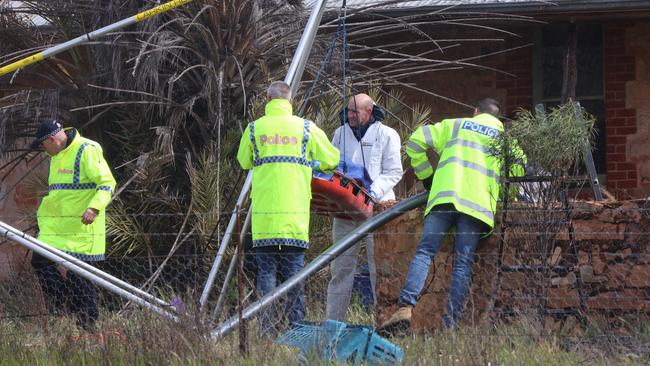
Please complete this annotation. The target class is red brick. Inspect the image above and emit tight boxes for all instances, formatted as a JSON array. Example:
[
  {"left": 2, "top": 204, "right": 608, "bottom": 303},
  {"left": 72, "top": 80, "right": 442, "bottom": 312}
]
[
  {"left": 496, "top": 80, "right": 515, "bottom": 89},
  {"left": 515, "top": 79, "right": 530, "bottom": 88},
  {"left": 616, "top": 109, "right": 636, "bottom": 117},
  {"left": 606, "top": 46, "right": 625, "bottom": 55},
  {"left": 616, "top": 180, "right": 638, "bottom": 188},
  {"left": 616, "top": 127, "right": 637, "bottom": 135},
  {"left": 607, "top": 171, "right": 627, "bottom": 180},
  {"left": 617, "top": 162, "right": 636, "bottom": 170},
  {"left": 607, "top": 162, "right": 618, "bottom": 171},
  {"left": 606, "top": 92, "right": 617, "bottom": 100},
  {"left": 628, "top": 171, "right": 638, "bottom": 180},
  {"left": 626, "top": 118, "right": 637, "bottom": 126},
  {"left": 616, "top": 55, "right": 634, "bottom": 64},
  {"left": 616, "top": 145, "right": 627, "bottom": 154},
  {"left": 607, "top": 82, "right": 625, "bottom": 91},
  {"left": 605, "top": 30, "right": 624, "bottom": 38},
  {"left": 606, "top": 101, "right": 625, "bottom": 109},
  {"left": 616, "top": 73, "right": 635, "bottom": 82},
  {"left": 608, "top": 153, "right": 626, "bottom": 162},
  {"left": 607, "top": 118, "right": 626, "bottom": 127},
  {"left": 607, "top": 136, "right": 627, "bottom": 145},
  {"left": 509, "top": 87, "right": 530, "bottom": 96}
]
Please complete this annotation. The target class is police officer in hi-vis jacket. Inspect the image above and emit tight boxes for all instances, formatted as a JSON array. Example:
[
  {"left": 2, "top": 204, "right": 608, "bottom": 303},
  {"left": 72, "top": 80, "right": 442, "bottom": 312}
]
[
  {"left": 237, "top": 81, "right": 340, "bottom": 336},
  {"left": 379, "top": 98, "right": 515, "bottom": 335},
  {"left": 31, "top": 119, "right": 116, "bottom": 331}
]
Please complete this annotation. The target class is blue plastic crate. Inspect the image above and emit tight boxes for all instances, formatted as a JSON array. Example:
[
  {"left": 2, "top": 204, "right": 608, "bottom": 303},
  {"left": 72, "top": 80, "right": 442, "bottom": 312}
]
[{"left": 275, "top": 320, "right": 403, "bottom": 365}]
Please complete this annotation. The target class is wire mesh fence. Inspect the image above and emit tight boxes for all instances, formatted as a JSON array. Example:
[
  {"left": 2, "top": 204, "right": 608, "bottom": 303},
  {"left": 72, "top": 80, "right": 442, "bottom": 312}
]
[{"left": 1, "top": 201, "right": 650, "bottom": 363}]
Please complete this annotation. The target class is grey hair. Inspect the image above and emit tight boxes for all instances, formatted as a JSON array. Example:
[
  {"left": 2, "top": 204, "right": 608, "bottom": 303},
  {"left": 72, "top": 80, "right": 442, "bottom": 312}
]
[{"left": 267, "top": 81, "right": 292, "bottom": 101}]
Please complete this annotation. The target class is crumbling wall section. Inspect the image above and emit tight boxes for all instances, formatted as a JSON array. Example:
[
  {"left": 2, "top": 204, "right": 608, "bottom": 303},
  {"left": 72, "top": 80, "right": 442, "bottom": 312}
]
[{"left": 375, "top": 200, "right": 650, "bottom": 332}]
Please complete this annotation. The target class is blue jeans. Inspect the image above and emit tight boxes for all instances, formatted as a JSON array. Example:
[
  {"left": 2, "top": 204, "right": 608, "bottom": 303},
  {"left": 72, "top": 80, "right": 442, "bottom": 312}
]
[
  {"left": 398, "top": 204, "right": 485, "bottom": 329},
  {"left": 255, "top": 251, "right": 305, "bottom": 336}
]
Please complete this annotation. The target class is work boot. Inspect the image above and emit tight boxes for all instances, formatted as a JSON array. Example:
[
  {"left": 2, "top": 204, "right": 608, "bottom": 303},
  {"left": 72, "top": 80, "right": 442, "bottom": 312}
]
[{"left": 377, "top": 306, "right": 412, "bottom": 338}]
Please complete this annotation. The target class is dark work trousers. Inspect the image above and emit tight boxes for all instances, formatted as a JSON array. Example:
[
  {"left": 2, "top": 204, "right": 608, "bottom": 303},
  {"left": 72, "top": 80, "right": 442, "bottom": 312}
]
[{"left": 31, "top": 252, "right": 99, "bottom": 330}]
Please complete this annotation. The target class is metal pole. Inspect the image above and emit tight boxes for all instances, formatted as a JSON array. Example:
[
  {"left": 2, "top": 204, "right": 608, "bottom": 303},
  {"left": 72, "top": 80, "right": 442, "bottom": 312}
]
[
  {"left": 210, "top": 209, "right": 252, "bottom": 323},
  {"left": 199, "top": 175, "right": 251, "bottom": 309},
  {"left": 0, "top": 225, "right": 178, "bottom": 321},
  {"left": 0, "top": 0, "right": 195, "bottom": 77},
  {"left": 285, "top": 0, "right": 330, "bottom": 96},
  {"left": 210, "top": 248, "right": 238, "bottom": 324},
  {"left": 0, "top": 221, "right": 171, "bottom": 309},
  {"left": 199, "top": 0, "right": 330, "bottom": 309},
  {"left": 210, "top": 192, "right": 428, "bottom": 339},
  {"left": 236, "top": 209, "right": 248, "bottom": 356}
]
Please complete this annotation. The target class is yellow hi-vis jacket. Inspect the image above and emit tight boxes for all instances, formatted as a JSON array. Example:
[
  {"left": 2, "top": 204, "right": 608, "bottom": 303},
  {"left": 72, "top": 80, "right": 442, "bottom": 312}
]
[
  {"left": 237, "top": 99, "right": 340, "bottom": 249},
  {"left": 406, "top": 113, "right": 507, "bottom": 229},
  {"left": 37, "top": 129, "right": 116, "bottom": 261}
]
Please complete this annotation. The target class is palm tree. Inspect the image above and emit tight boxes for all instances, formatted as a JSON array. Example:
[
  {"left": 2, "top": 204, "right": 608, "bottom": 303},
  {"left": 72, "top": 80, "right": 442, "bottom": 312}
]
[{"left": 1, "top": 0, "right": 532, "bottom": 290}]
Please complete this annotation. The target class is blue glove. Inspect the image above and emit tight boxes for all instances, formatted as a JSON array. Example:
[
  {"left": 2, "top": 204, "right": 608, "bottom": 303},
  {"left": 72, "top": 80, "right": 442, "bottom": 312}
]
[{"left": 312, "top": 160, "right": 322, "bottom": 171}]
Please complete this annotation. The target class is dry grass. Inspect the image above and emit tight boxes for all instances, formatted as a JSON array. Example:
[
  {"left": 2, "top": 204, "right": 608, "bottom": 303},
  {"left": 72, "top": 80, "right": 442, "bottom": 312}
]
[{"left": 0, "top": 305, "right": 648, "bottom": 365}]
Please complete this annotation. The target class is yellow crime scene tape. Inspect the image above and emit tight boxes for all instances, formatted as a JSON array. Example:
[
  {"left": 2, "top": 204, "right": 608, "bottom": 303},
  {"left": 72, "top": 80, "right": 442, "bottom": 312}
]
[{"left": 0, "top": 0, "right": 195, "bottom": 77}]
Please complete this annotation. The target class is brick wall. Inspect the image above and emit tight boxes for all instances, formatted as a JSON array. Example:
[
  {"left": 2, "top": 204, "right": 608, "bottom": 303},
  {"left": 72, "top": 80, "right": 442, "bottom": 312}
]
[
  {"left": 496, "top": 46, "right": 533, "bottom": 118},
  {"left": 604, "top": 24, "right": 638, "bottom": 197}
]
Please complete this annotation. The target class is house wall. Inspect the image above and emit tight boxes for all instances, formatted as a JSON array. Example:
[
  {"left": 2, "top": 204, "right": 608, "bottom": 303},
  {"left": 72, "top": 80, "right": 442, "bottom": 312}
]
[
  {"left": 372, "top": 20, "right": 650, "bottom": 199},
  {"left": 609, "top": 22, "right": 650, "bottom": 199}
]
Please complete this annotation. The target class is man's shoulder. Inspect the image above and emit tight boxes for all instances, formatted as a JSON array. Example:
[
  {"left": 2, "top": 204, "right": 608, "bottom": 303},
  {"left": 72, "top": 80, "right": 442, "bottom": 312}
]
[
  {"left": 255, "top": 114, "right": 306, "bottom": 125},
  {"left": 472, "top": 113, "right": 503, "bottom": 126},
  {"left": 440, "top": 116, "right": 467, "bottom": 124},
  {"left": 79, "top": 136, "right": 103, "bottom": 152},
  {"left": 376, "top": 122, "right": 399, "bottom": 134}
]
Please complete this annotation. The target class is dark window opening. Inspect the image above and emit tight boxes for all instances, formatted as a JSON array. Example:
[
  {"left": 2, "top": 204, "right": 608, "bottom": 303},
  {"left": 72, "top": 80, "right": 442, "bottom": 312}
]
[{"left": 539, "top": 24, "right": 606, "bottom": 174}]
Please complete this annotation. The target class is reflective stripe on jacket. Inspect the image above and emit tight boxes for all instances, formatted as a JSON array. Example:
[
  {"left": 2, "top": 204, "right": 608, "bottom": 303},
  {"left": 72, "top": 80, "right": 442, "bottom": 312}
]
[
  {"left": 37, "top": 129, "right": 116, "bottom": 260},
  {"left": 237, "top": 99, "right": 340, "bottom": 249},
  {"left": 406, "top": 114, "right": 503, "bottom": 229}
]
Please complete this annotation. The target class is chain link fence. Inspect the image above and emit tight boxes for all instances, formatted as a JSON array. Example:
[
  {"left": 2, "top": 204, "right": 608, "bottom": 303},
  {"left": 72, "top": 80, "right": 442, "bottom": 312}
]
[{"left": 1, "top": 200, "right": 649, "bottom": 363}]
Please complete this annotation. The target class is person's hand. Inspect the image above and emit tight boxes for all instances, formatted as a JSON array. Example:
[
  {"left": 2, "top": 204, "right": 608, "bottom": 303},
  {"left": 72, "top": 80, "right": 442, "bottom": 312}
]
[{"left": 82, "top": 208, "right": 99, "bottom": 225}]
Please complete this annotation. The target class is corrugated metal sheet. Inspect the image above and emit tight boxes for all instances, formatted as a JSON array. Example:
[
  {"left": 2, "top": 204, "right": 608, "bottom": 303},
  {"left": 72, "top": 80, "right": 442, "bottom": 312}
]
[
  {"left": 311, "top": 0, "right": 650, "bottom": 11},
  {"left": 347, "top": 0, "right": 535, "bottom": 6},
  {"left": 321, "top": 0, "right": 545, "bottom": 9}
]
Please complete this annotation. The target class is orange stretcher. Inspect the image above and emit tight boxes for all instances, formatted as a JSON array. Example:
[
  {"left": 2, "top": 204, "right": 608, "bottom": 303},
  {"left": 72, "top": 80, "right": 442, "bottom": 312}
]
[{"left": 311, "top": 171, "right": 375, "bottom": 221}]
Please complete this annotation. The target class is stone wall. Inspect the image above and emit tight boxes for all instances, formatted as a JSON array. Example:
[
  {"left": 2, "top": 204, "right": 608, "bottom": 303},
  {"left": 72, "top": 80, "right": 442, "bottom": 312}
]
[{"left": 374, "top": 199, "right": 650, "bottom": 332}]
